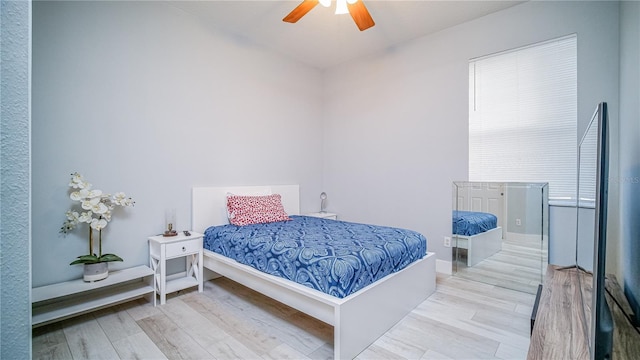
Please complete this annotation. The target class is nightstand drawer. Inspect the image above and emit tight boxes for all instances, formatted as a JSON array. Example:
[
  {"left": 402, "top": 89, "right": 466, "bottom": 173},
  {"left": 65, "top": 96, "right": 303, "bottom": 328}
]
[{"left": 165, "top": 238, "right": 201, "bottom": 258}]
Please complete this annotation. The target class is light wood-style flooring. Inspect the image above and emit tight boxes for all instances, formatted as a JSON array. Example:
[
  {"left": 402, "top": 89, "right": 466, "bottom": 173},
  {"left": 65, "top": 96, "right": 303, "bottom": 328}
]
[
  {"left": 453, "top": 236, "right": 547, "bottom": 294},
  {"left": 33, "top": 274, "right": 535, "bottom": 360}
]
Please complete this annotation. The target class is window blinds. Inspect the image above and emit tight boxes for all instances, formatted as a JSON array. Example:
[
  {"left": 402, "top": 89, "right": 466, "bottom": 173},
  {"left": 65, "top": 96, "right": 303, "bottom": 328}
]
[{"left": 468, "top": 35, "right": 577, "bottom": 200}]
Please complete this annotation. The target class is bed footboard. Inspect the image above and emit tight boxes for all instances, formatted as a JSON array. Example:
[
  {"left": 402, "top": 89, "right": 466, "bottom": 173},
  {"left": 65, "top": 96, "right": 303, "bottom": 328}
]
[{"left": 336, "top": 252, "right": 436, "bottom": 359}]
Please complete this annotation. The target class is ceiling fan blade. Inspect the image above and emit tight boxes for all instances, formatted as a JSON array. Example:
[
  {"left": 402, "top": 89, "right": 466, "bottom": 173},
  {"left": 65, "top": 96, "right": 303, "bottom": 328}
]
[
  {"left": 283, "top": 0, "right": 320, "bottom": 23},
  {"left": 347, "top": 0, "right": 375, "bottom": 31}
]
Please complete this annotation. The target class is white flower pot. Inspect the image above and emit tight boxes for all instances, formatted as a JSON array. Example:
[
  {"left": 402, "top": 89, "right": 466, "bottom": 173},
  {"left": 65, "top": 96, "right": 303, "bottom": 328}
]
[{"left": 83, "top": 262, "right": 109, "bottom": 282}]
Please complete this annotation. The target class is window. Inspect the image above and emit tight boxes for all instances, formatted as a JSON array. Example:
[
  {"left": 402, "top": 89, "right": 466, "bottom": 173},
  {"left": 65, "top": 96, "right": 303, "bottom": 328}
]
[{"left": 469, "top": 35, "right": 577, "bottom": 200}]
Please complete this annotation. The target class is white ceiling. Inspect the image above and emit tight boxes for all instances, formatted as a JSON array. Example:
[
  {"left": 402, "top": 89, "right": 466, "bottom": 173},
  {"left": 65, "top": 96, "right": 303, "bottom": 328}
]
[{"left": 169, "top": 0, "right": 524, "bottom": 69}]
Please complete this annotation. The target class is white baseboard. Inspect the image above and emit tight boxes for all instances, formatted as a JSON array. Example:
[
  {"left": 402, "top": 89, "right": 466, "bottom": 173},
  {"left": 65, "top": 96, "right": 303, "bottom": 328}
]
[{"left": 436, "top": 259, "right": 452, "bottom": 275}]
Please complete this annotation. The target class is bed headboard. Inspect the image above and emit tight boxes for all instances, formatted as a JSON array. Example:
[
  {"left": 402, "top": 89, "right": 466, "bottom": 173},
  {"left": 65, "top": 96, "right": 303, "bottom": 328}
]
[{"left": 191, "top": 185, "right": 300, "bottom": 233}]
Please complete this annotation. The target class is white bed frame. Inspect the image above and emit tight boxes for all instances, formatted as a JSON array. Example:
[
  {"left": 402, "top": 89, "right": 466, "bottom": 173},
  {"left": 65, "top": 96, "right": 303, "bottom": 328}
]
[
  {"left": 192, "top": 185, "right": 436, "bottom": 359},
  {"left": 454, "top": 226, "right": 502, "bottom": 267}
]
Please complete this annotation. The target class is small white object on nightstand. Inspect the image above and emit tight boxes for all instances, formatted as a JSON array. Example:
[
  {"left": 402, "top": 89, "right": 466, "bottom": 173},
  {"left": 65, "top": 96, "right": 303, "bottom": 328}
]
[
  {"left": 305, "top": 212, "right": 338, "bottom": 220},
  {"left": 148, "top": 231, "right": 203, "bottom": 305}
]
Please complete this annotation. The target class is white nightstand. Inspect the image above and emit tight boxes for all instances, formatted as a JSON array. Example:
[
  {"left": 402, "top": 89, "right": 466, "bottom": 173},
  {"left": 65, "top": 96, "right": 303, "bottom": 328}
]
[
  {"left": 148, "top": 231, "right": 203, "bottom": 305},
  {"left": 305, "top": 212, "right": 338, "bottom": 220}
]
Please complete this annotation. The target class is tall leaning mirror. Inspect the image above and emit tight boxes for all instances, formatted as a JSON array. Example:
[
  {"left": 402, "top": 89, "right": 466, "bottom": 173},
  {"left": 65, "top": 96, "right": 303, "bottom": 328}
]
[{"left": 452, "top": 181, "right": 549, "bottom": 294}]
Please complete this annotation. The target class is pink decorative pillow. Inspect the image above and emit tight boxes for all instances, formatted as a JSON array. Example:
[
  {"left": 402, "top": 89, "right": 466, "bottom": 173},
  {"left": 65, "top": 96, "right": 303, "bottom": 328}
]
[{"left": 226, "top": 194, "right": 291, "bottom": 226}]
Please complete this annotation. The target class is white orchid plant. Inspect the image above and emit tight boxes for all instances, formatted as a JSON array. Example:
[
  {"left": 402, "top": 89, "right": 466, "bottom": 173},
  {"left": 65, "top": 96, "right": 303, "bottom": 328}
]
[{"left": 61, "top": 172, "right": 135, "bottom": 265}]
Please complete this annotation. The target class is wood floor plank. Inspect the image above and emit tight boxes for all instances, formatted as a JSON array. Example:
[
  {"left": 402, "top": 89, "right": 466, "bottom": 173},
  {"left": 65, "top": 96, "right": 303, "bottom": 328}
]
[
  {"left": 111, "top": 331, "right": 168, "bottom": 360},
  {"left": 433, "top": 283, "right": 525, "bottom": 313},
  {"left": 181, "top": 291, "right": 282, "bottom": 355},
  {"left": 32, "top": 322, "right": 67, "bottom": 353},
  {"left": 390, "top": 315, "right": 500, "bottom": 359},
  {"left": 121, "top": 297, "right": 162, "bottom": 321},
  {"left": 495, "top": 341, "right": 529, "bottom": 360},
  {"left": 472, "top": 308, "right": 531, "bottom": 337},
  {"left": 203, "top": 335, "right": 262, "bottom": 359},
  {"left": 93, "top": 305, "right": 143, "bottom": 343},
  {"left": 136, "top": 312, "right": 212, "bottom": 359},
  {"left": 412, "top": 294, "right": 530, "bottom": 350},
  {"left": 515, "top": 303, "right": 534, "bottom": 316},
  {"left": 368, "top": 332, "right": 428, "bottom": 359},
  {"left": 32, "top": 342, "right": 73, "bottom": 360},
  {"left": 262, "top": 343, "right": 311, "bottom": 360},
  {"left": 62, "top": 314, "right": 120, "bottom": 360},
  {"left": 423, "top": 288, "right": 516, "bottom": 314},
  {"left": 32, "top": 322, "right": 72, "bottom": 360},
  {"left": 457, "top": 265, "right": 541, "bottom": 288},
  {"left": 443, "top": 276, "right": 536, "bottom": 306},
  {"left": 156, "top": 296, "right": 229, "bottom": 347},
  {"left": 356, "top": 342, "right": 408, "bottom": 359},
  {"left": 420, "top": 349, "right": 455, "bottom": 359}
]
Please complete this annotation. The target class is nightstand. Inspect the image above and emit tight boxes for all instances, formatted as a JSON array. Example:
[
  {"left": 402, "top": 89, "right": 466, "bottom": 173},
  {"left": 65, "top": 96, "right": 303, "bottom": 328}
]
[
  {"left": 305, "top": 212, "right": 338, "bottom": 220},
  {"left": 148, "top": 231, "right": 203, "bottom": 305}
]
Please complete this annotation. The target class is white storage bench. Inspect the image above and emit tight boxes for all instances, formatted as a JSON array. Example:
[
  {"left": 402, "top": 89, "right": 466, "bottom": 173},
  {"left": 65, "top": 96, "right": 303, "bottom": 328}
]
[{"left": 32, "top": 265, "right": 155, "bottom": 327}]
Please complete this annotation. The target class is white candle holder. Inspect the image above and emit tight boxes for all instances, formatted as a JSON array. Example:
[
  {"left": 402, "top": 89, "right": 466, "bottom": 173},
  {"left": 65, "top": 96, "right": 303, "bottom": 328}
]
[{"left": 163, "top": 208, "right": 177, "bottom": 237}]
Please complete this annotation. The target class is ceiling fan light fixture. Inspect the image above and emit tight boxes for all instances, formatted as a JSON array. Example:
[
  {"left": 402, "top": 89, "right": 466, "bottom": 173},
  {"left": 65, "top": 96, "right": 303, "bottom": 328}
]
[
  {"left": 283, "top": 0, "right": 374, "bottom": 31},
  {"left": 335, "top": 0, "right": 348, "bottom": 15}
]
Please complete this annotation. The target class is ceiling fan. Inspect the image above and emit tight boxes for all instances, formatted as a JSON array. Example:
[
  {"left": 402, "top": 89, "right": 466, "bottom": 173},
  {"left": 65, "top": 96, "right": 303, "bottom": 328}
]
[{"left": 283, "top": 0, "right": 375, "bottom": 31}]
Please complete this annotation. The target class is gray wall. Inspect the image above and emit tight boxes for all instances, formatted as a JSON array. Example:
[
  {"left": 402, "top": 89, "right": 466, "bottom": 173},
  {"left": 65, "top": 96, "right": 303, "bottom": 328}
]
[
  {"left": 322, "top": 1, "right": 620, "bottom": 266},
  {"left": 1, "top": 1, "right": 32, "bottom": 358},
  {"left": 619, "top": 0, "right": 640, "bottom": 319},
  {"left": 549, "top": 205, "right": 578, "bottom": 266},
  {"left": 505, "top": 184, "right": 546, "bottom": 236},
  {"left": 32, "top": 1, "right": 324, "bottom": 286}
]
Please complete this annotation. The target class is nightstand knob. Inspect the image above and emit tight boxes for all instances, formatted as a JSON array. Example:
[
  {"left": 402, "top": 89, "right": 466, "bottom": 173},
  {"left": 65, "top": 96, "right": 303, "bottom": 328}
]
[{"left": 182, "top": 246, "right": 186, "bottom": 252}]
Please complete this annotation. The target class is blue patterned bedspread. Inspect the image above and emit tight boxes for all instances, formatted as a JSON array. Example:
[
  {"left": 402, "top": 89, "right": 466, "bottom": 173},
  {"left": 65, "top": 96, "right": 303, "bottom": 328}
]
[
  {"left": 452, "top": 211, "right": 498, "bottom": 236},
  {"left": 203, "top": 215, "right": 427, "bottom": 299}
]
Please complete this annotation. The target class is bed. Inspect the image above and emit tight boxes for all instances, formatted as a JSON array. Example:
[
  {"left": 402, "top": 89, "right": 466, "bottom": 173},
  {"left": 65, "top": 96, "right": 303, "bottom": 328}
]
[
  {"left": 192, "top": 185, "right": 436, "bottom": 359},
  {"left": 452, "top": 210, "right": 502, "bottom": 267}
]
